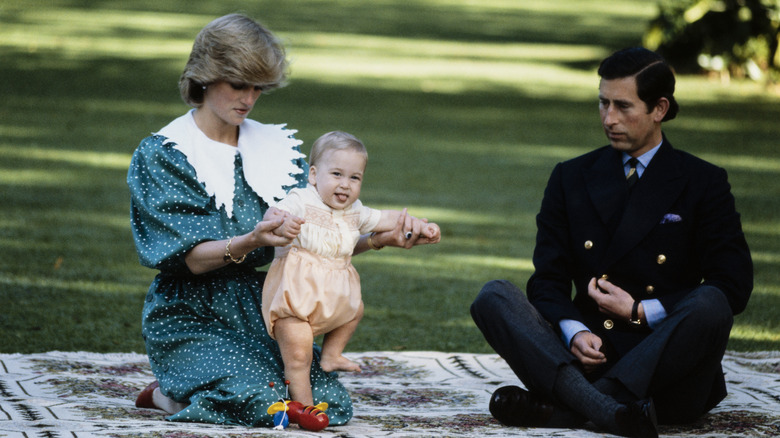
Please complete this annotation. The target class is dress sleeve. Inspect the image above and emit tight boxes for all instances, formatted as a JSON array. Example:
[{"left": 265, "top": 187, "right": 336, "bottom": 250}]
[{"left": 127, "top": 135, "right": 226, "bottom": 273}]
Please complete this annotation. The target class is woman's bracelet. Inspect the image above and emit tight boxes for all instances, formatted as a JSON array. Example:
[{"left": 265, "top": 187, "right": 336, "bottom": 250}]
[
  {"left": 223, "top": 237, "right": 247, "bottom": 264},
  {"left": 367, "top": 232, "right": 384, "bottom": 250}
]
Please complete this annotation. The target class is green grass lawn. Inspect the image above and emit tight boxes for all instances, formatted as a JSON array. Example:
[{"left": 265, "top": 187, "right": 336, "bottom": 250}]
[{"left": 1, "top": 0, "right": 778, "bottom": 354}]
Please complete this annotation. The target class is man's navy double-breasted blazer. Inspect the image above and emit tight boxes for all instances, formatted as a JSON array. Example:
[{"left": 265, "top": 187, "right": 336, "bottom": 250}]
[{"left": 527, "top": 137, "right": 753, "bottom": 357}]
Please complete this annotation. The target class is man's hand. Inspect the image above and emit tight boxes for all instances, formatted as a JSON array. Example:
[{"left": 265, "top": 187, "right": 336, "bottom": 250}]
[
  {"left": 570, "top": 331, "right": 607, "bottom": 372},
  {"left": 588, "top": 277, "right": 634, "bottom": 321}
]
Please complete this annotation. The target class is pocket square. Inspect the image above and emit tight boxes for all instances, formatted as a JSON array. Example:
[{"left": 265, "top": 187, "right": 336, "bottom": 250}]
[{"left": 660, "top": 213, "right": 682, "bottom": 224}]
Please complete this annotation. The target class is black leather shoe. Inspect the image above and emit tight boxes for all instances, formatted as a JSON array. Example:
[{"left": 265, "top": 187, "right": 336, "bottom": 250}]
[
  {"left": 489, "top": 385, "right": 554, "bottom": 427},
  {"left": 615, "top": 398, "right": 658, "bottom": 438}
]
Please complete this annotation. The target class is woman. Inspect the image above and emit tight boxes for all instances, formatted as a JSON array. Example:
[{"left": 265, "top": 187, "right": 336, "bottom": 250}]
[{"left": 127, "top": 13, "right": 426, "bottom": 428}]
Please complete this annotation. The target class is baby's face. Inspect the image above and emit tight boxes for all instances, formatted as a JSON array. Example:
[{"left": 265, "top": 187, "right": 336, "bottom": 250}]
[{"left": 308, "top": 149, "right": 366, "bottom": 210}]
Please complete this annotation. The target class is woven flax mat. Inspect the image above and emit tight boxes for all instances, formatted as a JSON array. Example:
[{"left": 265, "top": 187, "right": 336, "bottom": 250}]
[{"left": 0, "top": 351, "right": 778, "bottom": 437}]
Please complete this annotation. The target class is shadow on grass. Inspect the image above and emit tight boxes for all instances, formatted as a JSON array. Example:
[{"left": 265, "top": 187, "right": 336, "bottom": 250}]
[
  {"left": 0, "top": 284, "right": 147, "bottom": 353},
  {"left": 13, "top": 0, "right": 650, "bottom": 48},
  {"left": 3, "top": 50, "right": 780, "bottom": 353},
  {"left": 1, "top": 1, "right": 778, "bottom": 352}
]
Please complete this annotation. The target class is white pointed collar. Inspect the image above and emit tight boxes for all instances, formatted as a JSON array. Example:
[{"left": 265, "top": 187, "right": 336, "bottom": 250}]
[{"left": 156, "top": 110, "right": 305, "bottom": 217}]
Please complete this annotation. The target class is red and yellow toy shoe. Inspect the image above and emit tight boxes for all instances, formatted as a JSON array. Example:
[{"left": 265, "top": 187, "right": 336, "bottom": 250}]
[{"left": 267, "top": 400, "right": 329, "bottom": 431}]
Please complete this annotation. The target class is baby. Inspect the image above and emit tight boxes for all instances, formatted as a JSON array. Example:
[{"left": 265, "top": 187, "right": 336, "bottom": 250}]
[{"left": 262, "top": 131, "right": 440, "bottom": 423}]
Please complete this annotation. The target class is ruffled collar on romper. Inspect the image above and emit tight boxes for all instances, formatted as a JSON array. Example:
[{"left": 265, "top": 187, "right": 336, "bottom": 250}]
[{"left": 156, "top": 109, "right": 305, "bottom": 218}]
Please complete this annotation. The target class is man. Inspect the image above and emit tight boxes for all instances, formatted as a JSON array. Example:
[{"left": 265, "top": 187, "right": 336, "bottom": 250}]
[{"left": 470, "top": 47, "right": 752, "bottom": 438}]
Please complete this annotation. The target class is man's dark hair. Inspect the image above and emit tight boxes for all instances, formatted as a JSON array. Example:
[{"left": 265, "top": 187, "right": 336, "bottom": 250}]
[{"left": 598, "top": 47, "right": 679, "bottom": 121}]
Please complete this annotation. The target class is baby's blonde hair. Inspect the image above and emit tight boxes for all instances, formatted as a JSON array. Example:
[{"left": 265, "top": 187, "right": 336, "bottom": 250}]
[{"left": 308, "top": 131, "right": 368, "bottom": 168}]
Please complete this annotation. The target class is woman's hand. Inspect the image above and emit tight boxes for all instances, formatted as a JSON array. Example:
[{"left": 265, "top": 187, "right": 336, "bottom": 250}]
[
  {"left": 372, "top": 208, "right": 440, "bottom": 249},
  {"left": 184, "top": 217, "right": 292, "bottom": 275},
  {"left": 275, "top": 215, "right": 305, "bottom": 240},
  {"left": 249, "top": 217, "right": 299, "bottom": 247},
  {"left": 263, "top": 207, "right": 304, "bottom": 239}
]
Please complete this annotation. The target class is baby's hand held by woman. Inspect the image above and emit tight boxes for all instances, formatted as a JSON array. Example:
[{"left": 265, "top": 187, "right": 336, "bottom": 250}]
[
  {"left": 422, "top": 222, "right": 441, "bottom": 243},
  {"left": 408, "top": 217, "right": 440, "bottom": 244},
  {"left": 252, "top": 218, "right": 294, "bottom": 247},
  {"left": 263, "top": 207, "right": 286, "bottom": 222},
  {"left": 278, "top": 215, "right": 305, "bottom": 239}
]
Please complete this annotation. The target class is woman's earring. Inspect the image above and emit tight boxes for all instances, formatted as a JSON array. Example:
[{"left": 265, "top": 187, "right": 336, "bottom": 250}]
[{"left": 202, "top": 85, "right": 207, "bottom": 90}]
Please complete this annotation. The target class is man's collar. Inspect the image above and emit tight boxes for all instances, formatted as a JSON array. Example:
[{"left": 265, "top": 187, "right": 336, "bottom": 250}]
[{"left": 623, "top": 140, "right": 663, "bottom": 168}]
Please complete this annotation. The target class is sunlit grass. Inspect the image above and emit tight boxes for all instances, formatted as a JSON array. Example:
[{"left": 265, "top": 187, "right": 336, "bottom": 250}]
[
  {"left": 751, "top": 283, "right": 780, "bottom": 296},
  {"left": 284, "top": 32, "right": 607, "bottom": 96},
  {"left": 290, "top": 52, "right": 598, "bottom": 96},
  {"left": 675, "top": 116, "right": 780, "bottom": 137},
  {"left": 1, "top": 9, "right": 604, "bottom": 95},
  {"left": 743, "top": 226, "right": 780, "bottom": 239},
  {"left": 0, "top": 272, "right": 142, "bottom": 295},
  {"left": 355, "top": 253, "right": 534, "bottom": 279},
  {"left": 695, "top": 154, "right": 780, "bottom": 173},
  {"left": 291, "top": 32, "right": 607, "bottom": 63},
  {"left": 731, "top": 326, "right": 780, "bottom": 343},
  {"left": 0, "top": 169, "right": 86, "bottom": 185},
  {"left": 1, "top": 1, "right": 770, "bottom": 103},
  {"left": 0, "top": 8, "right": 200, "bottom": 60},
  {"left": 0, "top": 146, "right": 131, "bottom": 170},
  {"left": 0, "top": 2, "right": 633, "bottom": 98},
  {"left": 354, "top": 206, "right": 526, "bottom": 227},
  {"left": 675, "top": 75, "right": 780, "bottom": 101}
]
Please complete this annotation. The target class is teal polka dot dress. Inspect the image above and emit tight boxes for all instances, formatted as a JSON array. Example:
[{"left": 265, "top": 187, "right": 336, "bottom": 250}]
[{"left": 127, "top": 116, "right": 353, "bottom": 427}]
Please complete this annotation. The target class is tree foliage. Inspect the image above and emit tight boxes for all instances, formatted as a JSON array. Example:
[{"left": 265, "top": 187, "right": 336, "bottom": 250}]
[{"left": 644, "top": 0, "right": 780, "bottom": 82}]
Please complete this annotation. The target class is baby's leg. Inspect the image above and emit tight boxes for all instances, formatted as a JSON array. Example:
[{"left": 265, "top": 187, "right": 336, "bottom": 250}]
[
  {"left": 274, "top": 317, "right": 315, "bottom": 405},
  {"left": 320, "top": 303, "right": 363, "bottom": 373}
]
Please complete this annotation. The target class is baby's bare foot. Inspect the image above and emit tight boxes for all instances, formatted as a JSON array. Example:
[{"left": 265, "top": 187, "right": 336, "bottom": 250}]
[{"left": 321, "top": 355, "right": 361, "bottom": 373}]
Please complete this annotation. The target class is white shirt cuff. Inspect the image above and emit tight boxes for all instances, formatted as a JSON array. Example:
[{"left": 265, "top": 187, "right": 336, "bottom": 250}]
[
  {"left": 642, "top": 299, "right": 667, "bottom": 329},
  {"left": 559, "top": 319, "right": 590, "bottom": 348}
]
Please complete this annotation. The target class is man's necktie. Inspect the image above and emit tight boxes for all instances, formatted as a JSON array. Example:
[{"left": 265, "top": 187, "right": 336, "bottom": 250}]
[{"left": 626, "top": 157, "right": 639, "bottom": 190}]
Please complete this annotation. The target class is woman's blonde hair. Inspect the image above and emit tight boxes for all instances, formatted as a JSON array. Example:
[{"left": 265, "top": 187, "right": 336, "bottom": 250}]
[
  {"left": 309, "top": 131, "right": 368, "bottom": 168},
  {"left": 179, "top": 13, "right": 289, "bottom": 107}
]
